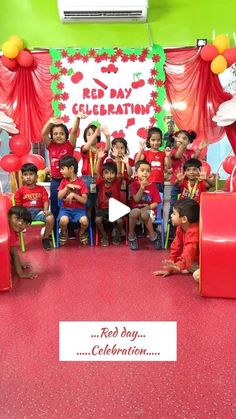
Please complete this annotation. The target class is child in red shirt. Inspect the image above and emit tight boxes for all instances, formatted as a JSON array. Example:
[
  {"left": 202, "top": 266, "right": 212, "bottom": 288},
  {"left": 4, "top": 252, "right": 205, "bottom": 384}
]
[
  {"left": 14, "top": 163, "right": 54, "bottom": 250},
  {"left": 42, "top": 113, "right": 86, "bottom": 234},
  {"left": 8, "top": 206, "right": 37, "bottom": 279},
  {"left": 135, "top": 127, "right": 171, "bottom": 193},
  {"left": 153, "top": 199, "right": 199, "bottom": 277},
  {"left": 94, "top": 156, "right": 123, "bottom": 246},
  {"left": 58, "top": 155, "right": 89, "bottom": 246},
  {"left": 80, "top": 123, "right": 110, "bottom": 213},
  {"left": 176, "top": 158, "right": 215, "bottom": 203},
  {"left": 128, "top": 160, "right": 161, "bottom": 250}
]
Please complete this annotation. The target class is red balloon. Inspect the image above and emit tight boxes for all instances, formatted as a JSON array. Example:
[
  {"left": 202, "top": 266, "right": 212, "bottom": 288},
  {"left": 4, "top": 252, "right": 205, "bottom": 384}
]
[
  {"left": 0, "top": 154, "right": 21, "bottom": 172},
  {"left": 225, "top": 175, "right": 236, "bottom": 192},
  {"left": 222, "top": 155, "right": 236, "bottom": 174},
  {"left": 201, "top": 160, "right": 211, "bottom": 176},
  {"left": 1, "top": 55, "right": 18, "bottom": 71},
  {"left": 1, "top": 194, "right": 13, "bottom": 212},
  {"left": 73, "top": 150, "right": 81, "bottom": 162},
  {"left": 9, "top": 135, "right": 31, "bottom": 156},
  {"left": 35, "top": 155, "right": 46, "bottom": 170},
  {"left": 20, "top": 154, "right": 45, "bottom": 170},
  {"left": 222, "top": 48, "right": 236, "bottom": 67},
  {"left": 16, "top": 50, "right": 34, "bottom": 68},
  {"left": 200, "top": 45, "right": 218, "bottom": 62}
]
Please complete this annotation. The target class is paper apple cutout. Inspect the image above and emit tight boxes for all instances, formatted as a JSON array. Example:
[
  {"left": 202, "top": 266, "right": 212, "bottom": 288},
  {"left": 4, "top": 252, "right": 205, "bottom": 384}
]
[
  {"left": 71, "top": 71, "right": 83, "bottom": 84},
  {"left": 137, "top": 127, "right": 148, "bottom": 139}
]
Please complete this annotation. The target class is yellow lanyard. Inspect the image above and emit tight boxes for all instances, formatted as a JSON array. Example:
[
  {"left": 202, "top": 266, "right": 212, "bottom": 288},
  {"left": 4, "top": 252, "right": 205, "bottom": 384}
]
[
  {"left": 187, "top": 180, "right": 198, "bottom": 199},
  {"left": 89, "top": 150, "right": 97, "bottom": 178}
]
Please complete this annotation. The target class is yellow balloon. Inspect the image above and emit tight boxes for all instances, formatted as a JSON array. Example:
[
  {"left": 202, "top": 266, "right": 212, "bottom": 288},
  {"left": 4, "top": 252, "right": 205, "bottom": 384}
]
[
  {"left": 213, "top": 34, "right": 229, "bottom": 53},
  {"left": 2, "top": 41, "right": 19, "bottom": 58},
  {"left": 8, "top": 35, "right": 24, "bottom": 51},
  {"left": 211, "top": 55, "right": 227, "bottom": 74}
]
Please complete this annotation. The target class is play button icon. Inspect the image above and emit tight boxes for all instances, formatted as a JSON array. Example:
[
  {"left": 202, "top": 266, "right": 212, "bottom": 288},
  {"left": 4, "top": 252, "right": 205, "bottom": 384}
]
[{"left": 109, "top": 198, "right": 130, "bottom": 222}]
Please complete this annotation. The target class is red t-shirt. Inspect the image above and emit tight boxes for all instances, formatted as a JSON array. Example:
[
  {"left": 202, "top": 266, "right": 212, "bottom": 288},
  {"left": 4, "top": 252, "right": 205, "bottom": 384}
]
[
  {"left": 169, "top": 223, "right": 199, "bottom": 271},
  {"left": 9, "top": 227, "right": 18, "bottom": 247},
  {"left": 179, "top": 179, "right": 207, "bottom": 203},
  {"left": 96, "top": 176, "right": 122, "bottom": 209},
  {"left": 58, "top": 177, "right": 88, "bottom": 209},
  {"left": 14, "top": 185, "right": 48, "bottom": 208},
  {"left": 171, "top": 148, "right": 194, "bottom": 185},
  {"left": 81, "top": 143, "right": 107, "bottom": 176},
  {"left": 47, "top": 141, "right": 74, "bottom": 178},
  {"left": 142, "top": 150, "right": 165, "bottom": 183},
  {"left": 129, "top": 180, "right": 161, "bottom": 215},
  {"left": 105, "top": 157, "right": 134, "bottom": 181}
]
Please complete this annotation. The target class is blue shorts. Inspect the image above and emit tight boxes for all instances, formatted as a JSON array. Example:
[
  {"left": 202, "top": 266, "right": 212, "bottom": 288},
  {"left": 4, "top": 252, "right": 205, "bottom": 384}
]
[
  {"left": 58, "top": 207, "right": 87, "bottom": 223},
  {"left": 28, "top": 208, "right": 46, "bottom": 222}
]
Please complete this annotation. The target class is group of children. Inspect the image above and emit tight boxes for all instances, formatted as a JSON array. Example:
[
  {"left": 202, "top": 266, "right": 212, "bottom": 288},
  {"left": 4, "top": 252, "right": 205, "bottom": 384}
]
[{"left": 8, "top": 114, "right": 215, "bottom": 281}]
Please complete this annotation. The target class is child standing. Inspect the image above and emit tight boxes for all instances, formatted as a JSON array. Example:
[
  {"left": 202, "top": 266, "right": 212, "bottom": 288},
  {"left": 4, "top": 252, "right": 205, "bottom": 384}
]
[
  {"left": 153, "top": 199, "right": 199, "bottom": 277},
  {"left": 135, "top": 127, "right": 171, "bottom": 193},
  {"left": 8, "top": 206, "right": 37, "bottom": 279},
  {"left": 94, "top": 156, "right": 124, "bottom": 246},
  {"left": 14, "top": 163, "right": 54, "bottom": 250},
  {"left": 128, "top": 160, "right": 161, "bottom": 250},
  {"left": 42, "top": 113, "right": 86, "bottom": 233},
  {"left": 176, "top": 158, "right": 215, "bottom": 203},
  {"left": 58, "top": 155, "right": 89, "bottom": 246},
  {"left": 80, "top": 124, "right": 110, "bottom": 213}
]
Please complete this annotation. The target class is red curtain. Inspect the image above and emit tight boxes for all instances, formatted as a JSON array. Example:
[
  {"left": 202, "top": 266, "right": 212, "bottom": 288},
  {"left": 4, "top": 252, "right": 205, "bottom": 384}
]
[
  {"left": 165, "top": 47, "right": 232, "bottom": 145},
  {"left": 0, "top": 52, "right": 53, "bottom": 143}
]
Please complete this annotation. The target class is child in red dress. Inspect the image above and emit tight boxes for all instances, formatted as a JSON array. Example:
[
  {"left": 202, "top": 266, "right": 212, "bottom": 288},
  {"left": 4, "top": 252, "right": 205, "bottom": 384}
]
[
  {"left": 8, "top": 206, "right": 37, "bottom": 279},
  {"left": 80, "top": 124, "right": 110, "bottom": 214},
  {"left": 153, "top": 199, "right": 199, "bottom": 277},
  {"left": 128, "top": 160, "right": 161, "bottom": 250},
  {"left": 42, "top": 113, "right": 86, "bottom": 234},
  {"left": 14, "top": 163, "right": 54, "bottom": 250},
  {"left": 135, "top": 127, "right": 171, "bottom": 193}
]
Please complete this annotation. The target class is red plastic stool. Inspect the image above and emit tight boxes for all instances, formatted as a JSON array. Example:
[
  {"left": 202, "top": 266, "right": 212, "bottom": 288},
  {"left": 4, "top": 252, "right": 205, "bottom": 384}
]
[
  {"left": 0, "top": 194, "right": 12, "bottom": 292},
  {"left": 200, "top": 192, "right": 236, "bottom": 298}
]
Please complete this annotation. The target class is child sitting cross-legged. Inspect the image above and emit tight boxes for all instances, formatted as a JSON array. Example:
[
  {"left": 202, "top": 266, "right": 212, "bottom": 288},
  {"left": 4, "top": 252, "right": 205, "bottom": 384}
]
[
  {"left": 14, "top": 163, "right": 54, "bottom": 250},
  {"left": 95, "top": 150, "right": 124, "bottom": 246},
  {"left": 153, "top": 199, "right": 199, "bottom": 278},
  {"left": 8, "top": 206, "right": 37, "bottom": 279},
  {"left": 176, "top": 158, "right": 215, "bottom": 203},
  {"left": 58, "top": 155, "right": 89, "bottom": 246},
  {"left": 128, "top": 160, "right": 162, "bottom": 251}
]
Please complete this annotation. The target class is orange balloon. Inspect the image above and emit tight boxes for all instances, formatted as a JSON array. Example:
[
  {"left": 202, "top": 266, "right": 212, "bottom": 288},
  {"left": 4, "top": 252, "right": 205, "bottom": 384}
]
[
  {"left": 213, "top": 34, "right": 229, "bottom": 54},
  {"left": 210, "top": 55, "right": 227, "bottom": 75},
  {"left": 2, "top": 41, "right": 19, "bottom": 59},
  {"left": 8, "top": 35, "right": 24, "bottom": 51}
]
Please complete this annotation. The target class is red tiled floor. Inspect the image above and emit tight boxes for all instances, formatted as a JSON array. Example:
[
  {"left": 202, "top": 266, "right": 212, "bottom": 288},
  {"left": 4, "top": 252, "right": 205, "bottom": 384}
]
[{"left": 0, "top": 229, "right": 235, "bottom": 418}]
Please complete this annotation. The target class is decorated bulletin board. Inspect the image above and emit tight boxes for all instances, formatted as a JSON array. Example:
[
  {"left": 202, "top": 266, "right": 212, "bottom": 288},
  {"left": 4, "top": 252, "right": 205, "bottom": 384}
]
[{"left": 50, "top": 45, "right": 165, "bottom": 156}]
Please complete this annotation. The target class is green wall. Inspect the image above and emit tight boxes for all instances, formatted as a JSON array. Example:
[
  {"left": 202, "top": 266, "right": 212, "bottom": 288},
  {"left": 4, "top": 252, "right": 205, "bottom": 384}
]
[{"left": 0, "top": 0, "right": 235, "bottom": 49}]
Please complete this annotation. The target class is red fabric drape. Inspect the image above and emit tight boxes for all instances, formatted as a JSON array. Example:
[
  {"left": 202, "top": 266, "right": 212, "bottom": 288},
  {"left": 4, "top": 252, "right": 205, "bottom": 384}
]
[
  {"left": 165, "top": 47, "right": 232, "bottom": 144},
  {"left": 0, "top": 52, "right": 53, "bottom": 143}
]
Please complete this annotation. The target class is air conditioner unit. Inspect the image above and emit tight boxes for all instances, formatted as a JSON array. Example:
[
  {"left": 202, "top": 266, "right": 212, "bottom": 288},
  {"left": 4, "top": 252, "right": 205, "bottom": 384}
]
[{"left": 57, "top": 0, "right": 148, "bottom": 23}]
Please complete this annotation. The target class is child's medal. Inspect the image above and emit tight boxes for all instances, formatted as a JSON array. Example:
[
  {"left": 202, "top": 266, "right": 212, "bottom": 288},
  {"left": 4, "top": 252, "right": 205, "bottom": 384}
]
[
  {"left": 89, "top": 150, "right": 97, "bottom": 194},
  {"left": 120, "top": 162, "right": 127, "bottom": 191},
  {"left": 187, "top": 180, "right": 198, "bottom": 199}
]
